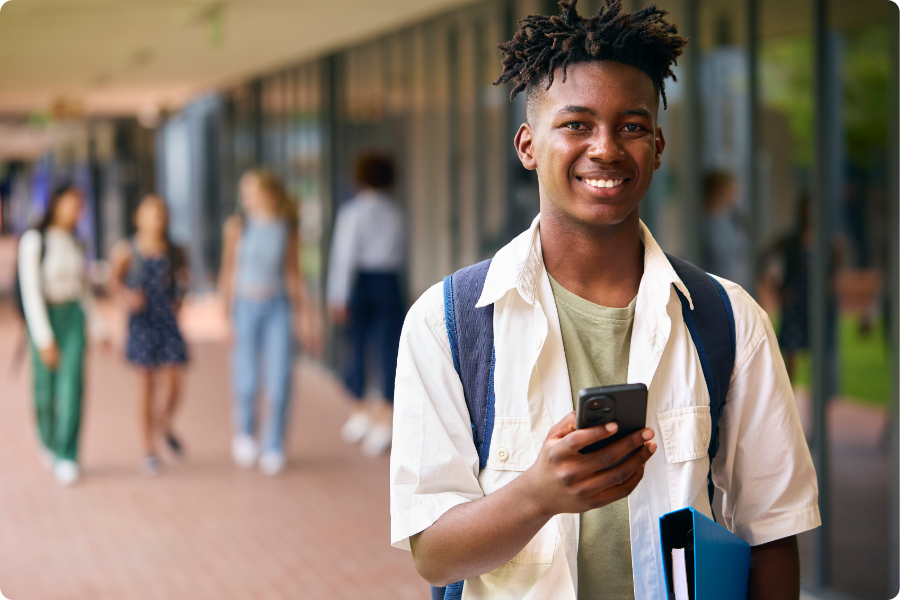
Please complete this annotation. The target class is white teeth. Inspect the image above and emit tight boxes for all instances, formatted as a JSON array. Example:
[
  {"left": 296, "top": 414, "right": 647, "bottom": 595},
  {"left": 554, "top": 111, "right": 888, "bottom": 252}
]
[{"left": 584, "top": 178, "right": 623, "bottom": 189}]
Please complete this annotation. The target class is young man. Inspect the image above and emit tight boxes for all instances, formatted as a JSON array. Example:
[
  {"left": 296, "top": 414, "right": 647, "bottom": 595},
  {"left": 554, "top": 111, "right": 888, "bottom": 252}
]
[{"left": 389, "top": 1, "right": 820, "bottom": 598}]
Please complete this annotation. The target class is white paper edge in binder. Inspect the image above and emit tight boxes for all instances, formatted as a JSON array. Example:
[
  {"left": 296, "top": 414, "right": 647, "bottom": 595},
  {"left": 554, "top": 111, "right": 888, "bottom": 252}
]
[{"left": 672, "top": 547, "right": 690, "bottom": 600}]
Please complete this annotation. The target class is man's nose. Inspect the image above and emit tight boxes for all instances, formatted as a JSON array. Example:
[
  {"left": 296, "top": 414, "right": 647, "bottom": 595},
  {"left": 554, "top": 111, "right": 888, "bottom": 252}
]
[{"left": 586, "top": 127, "right": 624, "bottom": 162}]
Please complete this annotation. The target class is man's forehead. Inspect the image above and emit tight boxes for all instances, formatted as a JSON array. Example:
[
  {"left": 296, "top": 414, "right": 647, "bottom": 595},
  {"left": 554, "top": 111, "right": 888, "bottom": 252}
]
[{"left": 527, "top": 60, "right": 659, "bottom": 120}]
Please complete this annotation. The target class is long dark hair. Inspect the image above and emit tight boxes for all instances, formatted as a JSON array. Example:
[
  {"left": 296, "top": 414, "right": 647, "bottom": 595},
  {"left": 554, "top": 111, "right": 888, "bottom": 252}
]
[{"left": 36, "top": 182, "right": 79, "bottom": 234}]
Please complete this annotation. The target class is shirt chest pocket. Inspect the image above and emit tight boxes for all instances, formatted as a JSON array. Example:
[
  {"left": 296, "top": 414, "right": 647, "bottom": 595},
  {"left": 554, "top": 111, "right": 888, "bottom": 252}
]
[
  {"left": 656, "top": 406, "right": 711, "bottom": 463},
  {"left": 656, "top": 406, "right": 712, "bottom": 509},
  {"left": 485, "top": 417, "right": 537, "bottom": 471},
  {"left": 483, "top": 417, "right": 557, "bottom": 564}
]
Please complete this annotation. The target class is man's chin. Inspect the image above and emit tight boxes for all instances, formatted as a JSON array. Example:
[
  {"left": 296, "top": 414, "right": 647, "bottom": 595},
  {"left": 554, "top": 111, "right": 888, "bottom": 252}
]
[{"left": 567, "top": 203, "right": 637, "bottom": 229}]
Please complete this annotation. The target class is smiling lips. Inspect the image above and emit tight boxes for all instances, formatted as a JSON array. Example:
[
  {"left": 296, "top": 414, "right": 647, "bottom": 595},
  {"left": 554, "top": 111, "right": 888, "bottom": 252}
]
[{"left": 579, "top": 176, "right": 628, "bottom": 189}]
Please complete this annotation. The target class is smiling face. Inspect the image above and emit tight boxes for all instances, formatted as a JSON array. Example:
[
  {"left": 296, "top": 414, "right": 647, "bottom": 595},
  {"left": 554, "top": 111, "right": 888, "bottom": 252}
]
[{"left": 515, "top": 60, "right": 665, "bottom": 230}]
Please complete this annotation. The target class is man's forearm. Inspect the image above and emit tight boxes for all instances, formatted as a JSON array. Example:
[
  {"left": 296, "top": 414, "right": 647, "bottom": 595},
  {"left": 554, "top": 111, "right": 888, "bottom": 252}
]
[
  {"left": 748, "top": 535, "right": 800, "bottom": 600},
  {"left": 410, "top": 471, "right": 551, "bottom": 587}
]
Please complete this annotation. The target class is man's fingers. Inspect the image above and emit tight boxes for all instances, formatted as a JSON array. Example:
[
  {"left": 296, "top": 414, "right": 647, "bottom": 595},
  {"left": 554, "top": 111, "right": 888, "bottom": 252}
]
[
  {"left": 588, "top": 428, "right": 655, "bottom": 471},
  {"left": 558, "top": 421, "right": 620, "bottom": 454},
  {"left": 577, "top": 441, "right": 656, "bottom": 497},
  {"left": 546, "top": 412, "right": 578, "bottom": 440},
  {"left": 587, "top": 466, "right": 646, "bottom": 507}
]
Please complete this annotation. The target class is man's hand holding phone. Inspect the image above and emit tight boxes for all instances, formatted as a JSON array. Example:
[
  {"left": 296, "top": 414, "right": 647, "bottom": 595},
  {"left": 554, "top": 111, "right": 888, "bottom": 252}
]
[{"left": 520, "top": 412, "right": 657, "bottom": 517}]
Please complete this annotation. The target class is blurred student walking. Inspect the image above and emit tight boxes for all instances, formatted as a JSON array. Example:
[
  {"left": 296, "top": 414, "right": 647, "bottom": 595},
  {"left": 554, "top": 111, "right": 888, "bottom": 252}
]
[
  {"left": 108, "top": 195, "right": 189, "bottom": 475},
  {"left": 16, "top": 183, "right": 106, "bottom": 486},
  {"left": 219, "top": 170, "right": 320, "bottom": 475},
  {"left": 327, "top": 155, "right": 406, "bottom": 457},
  {"left": 700, "top": 171, "right": 751, "bottom": 290}
]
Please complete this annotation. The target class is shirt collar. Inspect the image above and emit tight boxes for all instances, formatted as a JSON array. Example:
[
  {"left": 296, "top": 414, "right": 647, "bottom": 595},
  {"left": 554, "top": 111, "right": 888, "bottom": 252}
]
[
  {"left": 476, "top": 213, "right": 693, "bottom": 309},
  {"left": 355, "top": 188, "right": 390, "bottom": 202}
]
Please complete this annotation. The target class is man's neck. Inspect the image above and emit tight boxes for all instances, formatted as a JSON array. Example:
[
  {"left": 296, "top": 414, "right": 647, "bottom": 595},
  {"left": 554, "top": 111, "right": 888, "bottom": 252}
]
[{"left": 540, "top": 210, "right": 644, "bottom": 309}]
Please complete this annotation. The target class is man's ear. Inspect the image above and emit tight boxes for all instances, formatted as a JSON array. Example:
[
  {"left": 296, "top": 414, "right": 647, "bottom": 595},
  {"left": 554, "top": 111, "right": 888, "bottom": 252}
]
[
  {"left": 653, "top": 125, "right": 666, "bottom": 171},
  {"left": 514, "top": 123, "right": 537, "bottom": 171}
]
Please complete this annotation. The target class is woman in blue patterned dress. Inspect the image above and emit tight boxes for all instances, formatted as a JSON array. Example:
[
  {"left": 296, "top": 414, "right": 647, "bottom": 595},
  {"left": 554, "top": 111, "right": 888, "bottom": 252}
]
[{"left": 109, "top": 195, "right": 189, "bottom": 474}]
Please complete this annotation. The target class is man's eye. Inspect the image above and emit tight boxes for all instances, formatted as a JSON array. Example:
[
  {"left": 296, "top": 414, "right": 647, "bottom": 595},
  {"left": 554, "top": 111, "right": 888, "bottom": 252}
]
[
  {"left": 565, "top": 122, "right": 586, "bottom": 131},
  {"left": 623, "top": 123, "right": 645, "bottom": 133}
]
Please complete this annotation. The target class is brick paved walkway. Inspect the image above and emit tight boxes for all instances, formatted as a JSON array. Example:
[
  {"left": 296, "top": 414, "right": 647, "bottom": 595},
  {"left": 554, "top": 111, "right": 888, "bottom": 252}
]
[{"left": 0, "top": 300, "right": 424, "bottom": 600}]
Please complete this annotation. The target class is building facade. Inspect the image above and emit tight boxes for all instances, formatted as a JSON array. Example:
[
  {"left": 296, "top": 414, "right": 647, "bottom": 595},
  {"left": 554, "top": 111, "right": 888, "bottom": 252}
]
[{"left": 4, "top": 0, "right": 894, "bottom": 597}]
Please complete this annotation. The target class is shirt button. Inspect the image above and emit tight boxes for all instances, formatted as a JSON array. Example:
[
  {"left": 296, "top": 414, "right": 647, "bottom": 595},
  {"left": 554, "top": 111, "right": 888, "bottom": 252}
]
[{"left": 496, "top": 447, "right": 510, "bottom": 462}]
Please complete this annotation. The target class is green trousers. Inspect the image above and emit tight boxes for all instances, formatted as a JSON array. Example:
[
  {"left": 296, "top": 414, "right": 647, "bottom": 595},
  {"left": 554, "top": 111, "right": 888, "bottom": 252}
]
[{"left": 30, "top": 302, "right": 85, "bottom": 462}]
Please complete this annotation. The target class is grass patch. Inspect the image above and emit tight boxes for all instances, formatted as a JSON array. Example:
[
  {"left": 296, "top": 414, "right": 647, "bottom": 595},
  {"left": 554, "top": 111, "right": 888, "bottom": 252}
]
[{"left": 771, "top": 315, "right": 891, "bottom": 407}]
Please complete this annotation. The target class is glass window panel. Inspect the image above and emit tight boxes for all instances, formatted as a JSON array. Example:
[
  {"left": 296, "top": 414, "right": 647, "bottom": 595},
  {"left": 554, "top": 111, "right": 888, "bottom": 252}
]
[
  {"left": 823, "top": 2, "right": 895, "bottom": 597},
  {"left": 480, "top": 3, "right": 510, "bottom": 255},
  {"left": 634, "top": 0, "right": 688, "bottom": 255}
]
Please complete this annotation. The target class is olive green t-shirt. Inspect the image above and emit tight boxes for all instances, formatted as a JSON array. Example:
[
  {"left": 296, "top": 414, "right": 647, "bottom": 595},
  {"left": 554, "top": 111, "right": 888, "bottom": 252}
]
[{"left": 548, "top": 274, "right": 636, "bottom": 600}]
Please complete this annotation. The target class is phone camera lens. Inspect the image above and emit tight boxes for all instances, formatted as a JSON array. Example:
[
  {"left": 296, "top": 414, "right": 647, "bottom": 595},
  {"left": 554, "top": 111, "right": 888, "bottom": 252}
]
[
  {"left": 602, "top": 406, "right": 612, "bottom": 413},
  {"left": 586, "top": 400, "right": 601, "bottom": 410}
]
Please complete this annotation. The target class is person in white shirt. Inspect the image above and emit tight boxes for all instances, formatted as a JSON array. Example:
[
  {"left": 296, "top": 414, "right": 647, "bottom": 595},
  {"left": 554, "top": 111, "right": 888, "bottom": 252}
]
[
  {"left": 389, "top": 2, "right": 820, "bottom": 599},
  {"left": 17, "top": 183, "right": 106, "bottom": 486},
  {"left": 327, "top": 154, "right": 406, "bottom": 457}
]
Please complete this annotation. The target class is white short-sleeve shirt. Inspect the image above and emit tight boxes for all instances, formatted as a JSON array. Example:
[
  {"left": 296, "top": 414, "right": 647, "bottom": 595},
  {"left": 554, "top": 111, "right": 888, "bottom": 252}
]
[{"left": 390, "top": 215, "right": 821, "bottom": 600}]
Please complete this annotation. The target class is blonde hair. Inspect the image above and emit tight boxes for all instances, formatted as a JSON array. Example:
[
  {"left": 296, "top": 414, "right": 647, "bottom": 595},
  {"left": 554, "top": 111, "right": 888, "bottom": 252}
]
[{"left": 245, "top": 169, "right": 299, "bottom": 227}]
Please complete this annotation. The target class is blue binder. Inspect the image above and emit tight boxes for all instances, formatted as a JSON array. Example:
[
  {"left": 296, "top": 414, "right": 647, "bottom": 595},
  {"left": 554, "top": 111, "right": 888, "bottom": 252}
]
[{"left": 659, "top": 507, "right": 751, "bottom": 600}]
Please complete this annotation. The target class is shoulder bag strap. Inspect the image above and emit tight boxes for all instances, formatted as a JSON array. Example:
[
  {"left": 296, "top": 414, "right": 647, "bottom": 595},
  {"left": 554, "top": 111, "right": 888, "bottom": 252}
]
[
  {"left": 665, "top": 253, "right": 736, "bottom": 518},
  {"left": 439, "top": 258, "right": 494, "bottom": 600}
]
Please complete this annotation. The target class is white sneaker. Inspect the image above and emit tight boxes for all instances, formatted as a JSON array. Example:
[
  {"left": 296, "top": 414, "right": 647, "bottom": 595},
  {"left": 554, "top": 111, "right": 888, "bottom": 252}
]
[
  {"left": 143, "top": 455, "right": 162, "bottom": 476},
  {"left": 54, "top": 460, "right": 80, "bottom": 486},
  {"left": 258, "top": 451, "right": 286, "bottom": 476},
  {"left": 39, "top": 447, "right": 55, "bottom": 470},
  {"left": 361, "top": 422, "right": 392, "bottom": 457},
  {"left": 341, "top": 411, "right": 373, "bottom": 444},
  {"left": 232, "top": 433, "right": 258, "bottom": 468}
]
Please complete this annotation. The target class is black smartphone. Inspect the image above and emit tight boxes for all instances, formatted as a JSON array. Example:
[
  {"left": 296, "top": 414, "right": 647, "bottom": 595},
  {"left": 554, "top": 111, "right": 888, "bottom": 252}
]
[{"left": 575, "top": 383, "right": 648, "bottom": 457}]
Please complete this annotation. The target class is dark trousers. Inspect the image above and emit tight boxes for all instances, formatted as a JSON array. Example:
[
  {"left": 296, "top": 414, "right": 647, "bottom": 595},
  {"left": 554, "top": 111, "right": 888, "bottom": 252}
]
[{"left": 344, "top": 272, "right": 404, "bottom": 403}]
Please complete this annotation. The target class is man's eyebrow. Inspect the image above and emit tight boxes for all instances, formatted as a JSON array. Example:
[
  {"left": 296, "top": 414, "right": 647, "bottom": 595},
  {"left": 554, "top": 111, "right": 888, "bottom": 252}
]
[
  {"left": 556, "top": 106, "right": 653, "bottom": 119},
  {"left": 557, "top": 105, "right": 596, "bottom": 117},
  {"left": 623, "top": 108, "right": 653, "bottom": 118}
]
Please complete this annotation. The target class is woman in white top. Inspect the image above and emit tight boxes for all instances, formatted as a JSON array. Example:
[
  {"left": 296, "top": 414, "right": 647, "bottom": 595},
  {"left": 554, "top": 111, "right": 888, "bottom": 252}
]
[{"left": 17, "top": 184, "right": 105, "bottom": 486}]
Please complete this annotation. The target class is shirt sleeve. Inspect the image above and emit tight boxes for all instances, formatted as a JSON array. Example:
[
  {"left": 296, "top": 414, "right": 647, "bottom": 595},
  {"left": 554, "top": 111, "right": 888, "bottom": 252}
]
[
  {"left": 390, "top": 283, "right": 485, "bottom": 550},
  {"left": 18, "top": 230, "right": 55, "bottom": 350},
  {"left": 711, "top": 288, "right": 821, "bottom": 546},
  {"left": 325, "top": 203, "right": 357, "bottom": 307}
]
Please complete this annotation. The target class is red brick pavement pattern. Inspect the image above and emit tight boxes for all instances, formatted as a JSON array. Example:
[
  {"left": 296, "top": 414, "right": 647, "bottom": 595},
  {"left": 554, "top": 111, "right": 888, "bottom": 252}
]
[{"left": 0, "top": 301, "right": 425, "bottom": 600}]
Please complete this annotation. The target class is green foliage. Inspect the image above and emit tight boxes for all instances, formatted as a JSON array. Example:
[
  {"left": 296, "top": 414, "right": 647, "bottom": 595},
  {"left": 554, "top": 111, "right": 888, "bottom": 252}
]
[
  {"left": 778, "top": 315, "right": 891, "bottom": 406},
  {"left": 841, "top": 25, "right": 891, "bottom": 168},
  {"left": 761, "top": 35, "right": 814, "bottom": 166},
  {"left": 760, "top": 24, "right": 892, "bottom": 170}
]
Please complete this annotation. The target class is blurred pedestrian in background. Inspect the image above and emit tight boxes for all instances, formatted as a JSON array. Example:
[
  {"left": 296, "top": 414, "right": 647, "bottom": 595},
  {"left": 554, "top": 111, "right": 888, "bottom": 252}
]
[
  {"left": 700, "top": 171, "right": 751, "bottom": 290},
  {"left": 327, "top": 154, "right": 406, "bottom": 457},
  {"left": 768, "top": 192, "right": 842, "bottom": 384},
  {"left": 108, "top": 195, "right": 189, "bottom": 476},
  {"left": 775, "top": 193, "right": 813, "bottom": 380},
  {"left": 219, "top": 169, "right": 321, "bottom": 475},
  {"left": 16, "top": 183, "right": 107, "bottom": 486}
]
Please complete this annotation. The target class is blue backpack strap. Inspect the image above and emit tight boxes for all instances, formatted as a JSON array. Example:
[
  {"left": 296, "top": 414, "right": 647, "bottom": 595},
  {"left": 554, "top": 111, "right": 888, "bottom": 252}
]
[
  {"left": 437, "top": 258, "right": 494, "bottom": 600},
  {"left": 665, "top": 254, "right": 736, "bottom": 519},
  {"left": 442, "top": 258, "right": 496, "bottom": 469}
]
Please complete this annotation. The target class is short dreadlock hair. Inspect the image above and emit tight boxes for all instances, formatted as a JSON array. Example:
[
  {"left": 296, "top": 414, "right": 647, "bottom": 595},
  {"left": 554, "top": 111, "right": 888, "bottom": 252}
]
[{"left": 494, "top": 0, "right": 688, "bottom": 115}]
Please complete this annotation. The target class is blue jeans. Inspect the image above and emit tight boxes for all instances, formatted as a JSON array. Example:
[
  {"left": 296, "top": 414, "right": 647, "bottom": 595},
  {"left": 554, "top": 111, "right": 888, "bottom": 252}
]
[{"left": 232, "top": 295, "right": 293, "bottom": 453}]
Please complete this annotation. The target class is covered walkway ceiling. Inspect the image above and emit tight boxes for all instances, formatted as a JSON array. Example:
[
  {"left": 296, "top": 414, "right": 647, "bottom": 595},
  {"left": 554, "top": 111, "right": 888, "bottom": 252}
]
[{"left": 0, "top": 0, "right": 478, "bottom": 116}]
